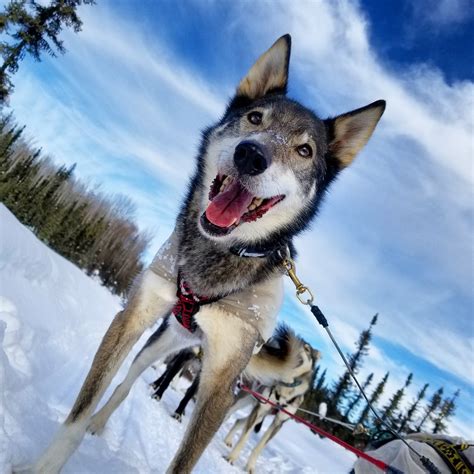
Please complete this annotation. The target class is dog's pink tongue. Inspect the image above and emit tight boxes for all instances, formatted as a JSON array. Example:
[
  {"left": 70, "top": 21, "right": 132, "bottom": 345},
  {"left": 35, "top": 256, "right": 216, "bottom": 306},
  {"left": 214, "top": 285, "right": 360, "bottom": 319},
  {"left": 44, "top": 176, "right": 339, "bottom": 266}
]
[{"left": 206, "top": 181, "right": 253, "bottom": 228}]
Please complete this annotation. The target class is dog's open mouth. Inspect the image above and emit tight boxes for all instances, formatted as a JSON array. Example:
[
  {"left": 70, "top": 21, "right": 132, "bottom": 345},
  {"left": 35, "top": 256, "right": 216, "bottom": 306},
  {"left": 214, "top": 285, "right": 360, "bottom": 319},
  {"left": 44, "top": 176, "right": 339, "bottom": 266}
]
[{"left": 200, "top": 174, "right": 284, "bottom": 236}]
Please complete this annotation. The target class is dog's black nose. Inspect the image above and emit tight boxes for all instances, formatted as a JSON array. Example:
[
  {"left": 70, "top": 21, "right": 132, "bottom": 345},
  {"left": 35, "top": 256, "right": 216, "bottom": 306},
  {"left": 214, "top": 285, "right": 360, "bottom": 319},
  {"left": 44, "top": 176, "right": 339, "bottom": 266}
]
[{"left": 234, "top": 141, "right": 270, "bottom": 176}]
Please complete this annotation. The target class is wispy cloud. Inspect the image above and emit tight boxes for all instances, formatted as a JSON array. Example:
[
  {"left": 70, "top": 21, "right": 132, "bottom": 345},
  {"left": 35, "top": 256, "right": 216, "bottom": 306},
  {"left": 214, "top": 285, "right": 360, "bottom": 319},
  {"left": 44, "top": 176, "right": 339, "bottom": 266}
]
[{"left": 407, "top": 0, "right": 474, "bottom": 29}]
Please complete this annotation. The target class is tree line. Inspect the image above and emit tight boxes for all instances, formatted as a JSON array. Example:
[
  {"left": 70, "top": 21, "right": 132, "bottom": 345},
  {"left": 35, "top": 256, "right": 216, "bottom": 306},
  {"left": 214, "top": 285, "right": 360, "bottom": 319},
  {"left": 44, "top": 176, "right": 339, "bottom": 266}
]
[
  {"left": 0, "top": 113, "right": 150, "bottom": 295},
  {"left": 301, "top": 313, "right": 460, "bottom": 445}
]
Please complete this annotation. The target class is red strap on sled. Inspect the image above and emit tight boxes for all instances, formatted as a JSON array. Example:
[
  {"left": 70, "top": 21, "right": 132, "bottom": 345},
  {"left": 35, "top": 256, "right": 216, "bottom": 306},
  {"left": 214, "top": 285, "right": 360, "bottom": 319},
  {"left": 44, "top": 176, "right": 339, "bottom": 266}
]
[{"left": 240, "top": 385, "right": 395, "bottom": 473}]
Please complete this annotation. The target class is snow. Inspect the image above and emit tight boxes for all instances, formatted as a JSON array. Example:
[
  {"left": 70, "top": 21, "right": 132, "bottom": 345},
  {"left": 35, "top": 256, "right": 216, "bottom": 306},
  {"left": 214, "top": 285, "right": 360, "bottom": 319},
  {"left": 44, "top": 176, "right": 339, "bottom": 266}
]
[{"left": 0, "top": 204, "right": 356, "bottom": 473}]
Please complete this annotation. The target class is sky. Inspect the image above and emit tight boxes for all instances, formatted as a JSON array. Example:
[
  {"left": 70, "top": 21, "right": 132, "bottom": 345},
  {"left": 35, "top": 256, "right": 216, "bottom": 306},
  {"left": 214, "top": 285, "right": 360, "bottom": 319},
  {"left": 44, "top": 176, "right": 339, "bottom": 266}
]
[{"left": 4, "top": 0, "right": 473, "bottom": 440}]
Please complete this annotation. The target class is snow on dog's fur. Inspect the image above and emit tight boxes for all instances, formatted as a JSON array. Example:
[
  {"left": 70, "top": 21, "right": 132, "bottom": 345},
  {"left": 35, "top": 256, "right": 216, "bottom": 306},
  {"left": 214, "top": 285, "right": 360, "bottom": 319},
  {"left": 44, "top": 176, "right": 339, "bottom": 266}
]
[{"left": 29, "top": 34, "right": 385, "bottom": 474}]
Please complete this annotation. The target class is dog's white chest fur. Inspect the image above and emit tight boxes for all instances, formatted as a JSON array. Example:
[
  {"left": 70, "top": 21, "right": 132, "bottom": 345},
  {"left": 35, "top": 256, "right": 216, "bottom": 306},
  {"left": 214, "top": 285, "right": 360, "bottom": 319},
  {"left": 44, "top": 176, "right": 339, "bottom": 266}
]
[{"left": 149, "top": 230, "right": 282, "bottom": 343}]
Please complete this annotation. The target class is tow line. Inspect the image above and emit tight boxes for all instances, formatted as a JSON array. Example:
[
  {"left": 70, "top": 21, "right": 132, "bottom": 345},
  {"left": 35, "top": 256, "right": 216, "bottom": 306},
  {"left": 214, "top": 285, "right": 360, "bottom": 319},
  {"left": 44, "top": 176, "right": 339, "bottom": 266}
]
[
  {"left": 240, "top": 384, "right": 400, "bottom": 473},
  {"left": 278, "top": 254, "right": 441, "bottom": 474}
]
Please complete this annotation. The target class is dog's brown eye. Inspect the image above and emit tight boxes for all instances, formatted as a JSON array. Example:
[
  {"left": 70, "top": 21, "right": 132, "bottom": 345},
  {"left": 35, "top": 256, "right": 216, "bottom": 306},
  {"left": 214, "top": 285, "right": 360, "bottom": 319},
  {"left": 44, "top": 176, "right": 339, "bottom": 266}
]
[
  {"left": 297, "top": 144, "right": 312, "bottom": 158},
  {"left": 247, "top": 111, "right": 263, "bottom": 125}
]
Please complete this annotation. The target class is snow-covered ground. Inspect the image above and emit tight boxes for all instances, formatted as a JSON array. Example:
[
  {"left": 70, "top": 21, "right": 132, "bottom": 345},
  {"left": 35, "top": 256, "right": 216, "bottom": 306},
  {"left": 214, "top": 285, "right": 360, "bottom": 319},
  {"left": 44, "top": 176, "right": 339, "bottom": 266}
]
[{"left": 0, "top": 204, "right": 356, "bottom": 473}]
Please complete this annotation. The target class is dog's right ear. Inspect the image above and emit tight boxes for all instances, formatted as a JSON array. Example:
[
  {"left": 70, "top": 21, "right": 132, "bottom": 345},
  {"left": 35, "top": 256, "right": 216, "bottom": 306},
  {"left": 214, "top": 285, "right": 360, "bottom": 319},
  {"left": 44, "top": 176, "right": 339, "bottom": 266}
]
[
  {"left": 325, "top": 100, "right": 386, "bottom": 169},
  {"left": 235, "top": 34, "right": 291, "bottom": 102}
]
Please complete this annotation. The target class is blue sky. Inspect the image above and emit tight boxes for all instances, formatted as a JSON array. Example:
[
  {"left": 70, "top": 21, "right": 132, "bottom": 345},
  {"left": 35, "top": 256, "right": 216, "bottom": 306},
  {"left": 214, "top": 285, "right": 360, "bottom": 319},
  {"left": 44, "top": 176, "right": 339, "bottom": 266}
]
[{"left": 6, "top": 0, "right": 473, "bottom": 438}]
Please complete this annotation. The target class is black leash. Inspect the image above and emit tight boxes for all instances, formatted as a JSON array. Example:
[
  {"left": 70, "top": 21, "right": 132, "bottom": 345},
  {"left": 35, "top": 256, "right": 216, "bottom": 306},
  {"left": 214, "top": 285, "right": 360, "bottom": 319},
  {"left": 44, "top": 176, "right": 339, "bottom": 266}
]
[{"left": 281, "top": 254, "right": 442, "bottom": 474}]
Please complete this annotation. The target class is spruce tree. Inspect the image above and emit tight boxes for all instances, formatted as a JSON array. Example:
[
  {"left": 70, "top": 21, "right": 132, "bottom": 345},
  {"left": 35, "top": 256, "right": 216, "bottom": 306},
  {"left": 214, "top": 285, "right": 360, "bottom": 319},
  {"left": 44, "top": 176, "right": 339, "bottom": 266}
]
[
  {"left": 379, "top": 373, "right": 413, "bottom": 428},
  {"left": 432, "top": 390, "right": 460, "bottom": 434},
  {"left": 344, "top": 372, "right": 373, "bottom": 420},
  {"left": 315, "top": 368, "right": 327, "bottom": 393},
  {"left": 329, "top": 314, "right": 378, "bottom": 413},
  {"left": 357, "top": 371, "right": 389, "bottom": 425},
  {"left": 398, "top": 383, "right": 429, "bottom": 434},
  {"left": 2, "top": 149, "right": 41, "bottom": 215},
  {"left": 416, "top": 387, "right": 444, "bottom": 431},
  {"left": 0, "top": 0, "right": 95, "bottom": 101}
]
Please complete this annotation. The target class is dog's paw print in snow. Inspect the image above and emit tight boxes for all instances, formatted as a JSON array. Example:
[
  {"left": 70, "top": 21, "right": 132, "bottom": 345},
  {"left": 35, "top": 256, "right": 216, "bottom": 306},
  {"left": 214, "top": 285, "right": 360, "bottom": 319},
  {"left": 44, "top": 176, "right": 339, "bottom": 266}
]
[
  {"left": 0, "top": 296, "right": 20, "bottom": 345},
  {"left": 0, "top": 296, "right": 33, "bottom": 378},
  {"left": 0, "top": 313, "right": 22, "bottom": 392}
]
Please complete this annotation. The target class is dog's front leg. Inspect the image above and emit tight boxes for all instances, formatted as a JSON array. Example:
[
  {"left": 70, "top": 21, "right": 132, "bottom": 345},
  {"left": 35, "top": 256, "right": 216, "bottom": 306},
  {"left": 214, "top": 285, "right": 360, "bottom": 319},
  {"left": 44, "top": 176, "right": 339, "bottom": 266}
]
[
  {"left": 166, "top": 307, "right": 259, "bottom": 474},
  {"left": 224, "top": 416, "right": 248, "bottom": 448},
  {"left": 32, "top": 269, "right": 176, "bottom": 474},
  {"left": 245, "top": 415, "right": 285, "bottom": 473},
  {"left": 87, "top": 317, "right": 198, "bottom": 435},
  {"left": 225, "top": 398, "right": 270, "bottom": 465}
]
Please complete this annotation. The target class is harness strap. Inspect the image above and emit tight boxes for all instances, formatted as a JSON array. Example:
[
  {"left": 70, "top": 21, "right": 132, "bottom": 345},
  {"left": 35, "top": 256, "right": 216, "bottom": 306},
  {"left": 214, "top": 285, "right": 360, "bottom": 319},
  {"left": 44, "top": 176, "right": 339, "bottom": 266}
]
[
  {"left": 424, "top": 438, "right": 473, "bottom": 474},
  {"left": 279, "top": 379, "right": 303, "bottom": 388},
  {"left": 240, "top": 384, "right": 397, "bottom": 473},
  {"left": 172, "top": 272, "right": 220, "bottom": 332}
]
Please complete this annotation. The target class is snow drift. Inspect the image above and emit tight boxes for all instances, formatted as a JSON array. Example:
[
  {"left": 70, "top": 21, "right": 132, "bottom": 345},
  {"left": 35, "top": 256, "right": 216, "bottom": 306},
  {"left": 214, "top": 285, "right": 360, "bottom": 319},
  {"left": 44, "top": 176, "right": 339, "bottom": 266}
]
[{"left": 0, "top": 204, "right": 355, "bottom": 473}]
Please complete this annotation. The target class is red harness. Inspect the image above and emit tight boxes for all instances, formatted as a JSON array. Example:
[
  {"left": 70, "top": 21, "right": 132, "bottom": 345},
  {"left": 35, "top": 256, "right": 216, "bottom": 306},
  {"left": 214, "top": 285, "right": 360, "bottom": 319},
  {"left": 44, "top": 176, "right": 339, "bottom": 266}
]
[{"left": 172, "top": 273, "right": 219, "bottom": 332}]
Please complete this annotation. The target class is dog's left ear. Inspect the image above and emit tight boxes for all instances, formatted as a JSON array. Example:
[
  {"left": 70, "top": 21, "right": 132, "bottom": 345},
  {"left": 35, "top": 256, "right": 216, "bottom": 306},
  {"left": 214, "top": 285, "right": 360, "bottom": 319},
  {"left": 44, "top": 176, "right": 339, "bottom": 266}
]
[
  {"left": 236, "top": 34, "right": 291, "bottom": 100},
  {"left": 325, "top": 100, "right": 386, "bottom": 168},
  {"left": 312, "top": 348, "right": 321, "bottom": 362}
]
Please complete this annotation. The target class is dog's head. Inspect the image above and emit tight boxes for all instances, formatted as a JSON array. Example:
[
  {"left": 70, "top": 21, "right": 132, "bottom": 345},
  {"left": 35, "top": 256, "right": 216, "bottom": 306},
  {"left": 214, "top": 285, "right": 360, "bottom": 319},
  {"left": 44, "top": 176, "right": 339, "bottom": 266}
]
[
  {"left": 196, "top": 35, "right": 385, "bottom": 244},
  {"left": 295, "top": 342, "right": 321, "bottom": 378}
]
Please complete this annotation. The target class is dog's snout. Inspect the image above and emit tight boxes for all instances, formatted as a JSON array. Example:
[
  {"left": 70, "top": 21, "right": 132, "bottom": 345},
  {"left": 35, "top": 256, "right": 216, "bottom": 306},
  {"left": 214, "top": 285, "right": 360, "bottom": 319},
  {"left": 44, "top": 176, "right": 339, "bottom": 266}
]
[{"left": 234, "top": 141, "right": 271, "bottom": 176}]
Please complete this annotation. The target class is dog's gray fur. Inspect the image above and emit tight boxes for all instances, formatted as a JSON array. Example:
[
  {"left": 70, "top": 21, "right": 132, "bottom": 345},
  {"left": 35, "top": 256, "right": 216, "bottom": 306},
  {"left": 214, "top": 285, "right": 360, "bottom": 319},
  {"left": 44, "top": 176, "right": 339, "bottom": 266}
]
[{"left": 31, "top": 34, "right": 385, "bottom": 473}]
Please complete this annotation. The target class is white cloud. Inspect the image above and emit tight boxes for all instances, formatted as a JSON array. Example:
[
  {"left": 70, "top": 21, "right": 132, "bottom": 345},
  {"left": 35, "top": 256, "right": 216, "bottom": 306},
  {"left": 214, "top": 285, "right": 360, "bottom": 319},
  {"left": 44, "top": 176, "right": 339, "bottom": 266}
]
[{"left": 408, "top": 0, "right": 474, "bottom": 29}]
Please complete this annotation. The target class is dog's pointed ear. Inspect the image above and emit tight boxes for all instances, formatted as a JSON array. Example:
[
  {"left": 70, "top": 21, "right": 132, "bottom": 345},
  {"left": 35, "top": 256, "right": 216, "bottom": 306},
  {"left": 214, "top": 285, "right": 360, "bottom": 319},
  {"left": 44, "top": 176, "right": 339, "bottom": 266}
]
[
  {"left": 236, "top": 34, "right": 291, "bottom": 100},
  {"left": 325, "top": 100, "right": 386, "bottom": 168}
]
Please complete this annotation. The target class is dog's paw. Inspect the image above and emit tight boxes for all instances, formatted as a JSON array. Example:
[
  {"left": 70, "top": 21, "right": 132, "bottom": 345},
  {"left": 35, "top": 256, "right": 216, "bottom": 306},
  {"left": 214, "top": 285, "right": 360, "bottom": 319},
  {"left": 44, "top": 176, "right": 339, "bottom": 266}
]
[
  {"left": 171, "top": 412, "right": 182, "bottom": 422},
  {"left": 224, "top": 439, "right": 233, "bottom": 448},
  {"left": 223, "top": 455, "right": 235, "bottom": 465},
  {"left": 87, "top": 416, "right": 106, "bottom": 436}
]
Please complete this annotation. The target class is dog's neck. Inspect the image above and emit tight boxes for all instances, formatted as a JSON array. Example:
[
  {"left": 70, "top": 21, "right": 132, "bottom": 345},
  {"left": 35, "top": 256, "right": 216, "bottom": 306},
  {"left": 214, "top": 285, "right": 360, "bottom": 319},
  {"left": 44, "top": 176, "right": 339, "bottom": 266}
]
[{"left": 175, "top": 195, "right": 290, "bottom": 298}]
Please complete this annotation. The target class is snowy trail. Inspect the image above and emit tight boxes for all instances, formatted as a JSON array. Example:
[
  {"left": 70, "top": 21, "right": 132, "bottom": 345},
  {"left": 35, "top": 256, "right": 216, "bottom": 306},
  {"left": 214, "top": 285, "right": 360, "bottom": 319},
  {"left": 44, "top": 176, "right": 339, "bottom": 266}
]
[{"left": 0, "top": 204, "right": 355, "bottom": 473}]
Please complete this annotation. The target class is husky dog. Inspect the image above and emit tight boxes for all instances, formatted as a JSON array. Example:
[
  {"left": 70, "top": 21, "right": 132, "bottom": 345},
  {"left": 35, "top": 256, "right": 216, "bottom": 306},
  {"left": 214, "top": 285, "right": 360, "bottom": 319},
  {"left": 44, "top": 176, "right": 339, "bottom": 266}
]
[
  {"left": 150, "top": 346, "right": 201, "bottom": 401},
  {"left": 171, "top": 370, "right": 201, "bottom": 422},
  {"left": 32, "top": 34, "right": 385, "bottom": 473},
  {"left": 224, "top": 327, "right": 319, "bottom": 473}
]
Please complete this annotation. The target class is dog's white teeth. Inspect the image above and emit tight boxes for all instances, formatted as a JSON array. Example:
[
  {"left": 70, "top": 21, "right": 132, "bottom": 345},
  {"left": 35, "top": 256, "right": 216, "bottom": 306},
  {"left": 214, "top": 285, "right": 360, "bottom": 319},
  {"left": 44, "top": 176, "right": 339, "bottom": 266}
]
[
  {"left": 247, "top": 197, "right": 263, "bottom": 212},
  {"left": 220, "top": 176, "right": 232, "bottom": 193}
]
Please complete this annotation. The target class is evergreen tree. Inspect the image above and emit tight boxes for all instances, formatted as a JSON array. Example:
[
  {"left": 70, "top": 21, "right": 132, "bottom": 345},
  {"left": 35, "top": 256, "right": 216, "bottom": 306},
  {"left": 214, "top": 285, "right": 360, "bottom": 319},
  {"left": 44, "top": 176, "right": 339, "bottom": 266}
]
[
  {"left": 315, "top": 368, "right": 327, "bottom": 393},
  {"left": 35, "top": 163, "right": 76, "bottom": 240},
  {"left": 416, "top": 387, "right": 444, "bottom": 431},
  {"left": 433, "top": 390, "right": 460, "bottom": 434},
  {"left": 0, "top": 0, "right": 95, "bottom": 101},
  {"left": 398, "top": 383, "right": 429, "bottom": 434},
  {"left": 312, "top": 365, "right": 320, "bottom": 386},
  {"left": 344, "top": 372, "right": 373, "bottom": 419},
  {"left": 1, "top": 148, "right": 41, "bottom": 213},
  {"left": 379, "top": 373, "right": 413, "bottom": 428},
  {"left": 329, "top": 314, "right": 378, "bottom": 413},
  {"left": 357, "top": 371, "right": 389, "bottom": 425}
]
